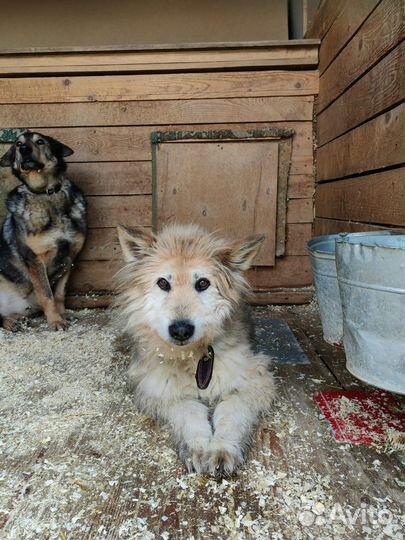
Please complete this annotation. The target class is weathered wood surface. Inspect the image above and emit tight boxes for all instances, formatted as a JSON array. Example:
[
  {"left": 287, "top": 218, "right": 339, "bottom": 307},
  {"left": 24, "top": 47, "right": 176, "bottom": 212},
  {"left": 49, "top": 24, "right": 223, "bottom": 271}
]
[
  {"left": 317, "top": 41, "right": 405, "bottom": 146},
  {"left": 248, "top": 257, "right": 312, "bottom": 289},
  {"left": 0, "top": 96, "right": 314, "bottom": 128},
  {"left": 318, "top": 0, "right": 405, "bottom": 112},
  {"left": 13, "top": 122, "right": 312, "bottom": 167},
  {"left": 305, "top": 0, "right": 345, "bottom": 39},
  {"left": 0, "top": 71, "right": 319, "bottom": 104},
  {"left": 288, "top": 174, "right": 315, "bottom": 199},
  {"left": 286, "top": 198, "right": 313, "bottom": 224},
  {"left": 70, "top": 167, "right": 313, "bottom": 200},
  {"left": 86, "top": 196, "right": 152, "bottom": 229},
  {"left": 313, "top": 218, "right": 396, "bottom": 236},
  {"left": 317, "top": 104, "right": 405, "bottom": 182},
  {"left": 0, "top": 39, "right": 321, "bottom": 55},
  {"left": 285, "top": 223, "right": 312, "bottom": 255},
  {"left": 1, "top": 308, "right": 403, "bottom": 539},
  {"left": 315, "top": 168, "right": 405, "bottom": 226},
  {"left": 79, "top": 223, "right": 312, "bottom": 263},
  {"left": 0, "top": 52, "right": 317, "bottom": 299},
  {"left": 69, "top": 162, "right": 152, "bottom": 196},
  {"left": 65, "top": 289, "right": 315, "bottom": 308},
  {"left": 312, "top": 0, "right": 405, "bottom": 236},
  {"left": 69, "top": 256, "right": 312, "bottom": 293},
  {"left": 251, "top": 288, "right": 313, "bottom": 305},
  {"left": 83, "top": 194, "right": 312, "bottom": 232},
  {"left": 319, "top": 0, "right": 380, "bottom": 74},
  {"left": 0, "top": 43, "right": 319, "bottom": 75},
  {"left": 155, "top": 140, "right": 279, "bottom": 266}
]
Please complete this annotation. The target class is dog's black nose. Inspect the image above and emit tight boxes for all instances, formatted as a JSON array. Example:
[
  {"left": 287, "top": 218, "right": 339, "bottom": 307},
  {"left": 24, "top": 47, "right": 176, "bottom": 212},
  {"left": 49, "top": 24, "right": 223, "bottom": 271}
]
[
  {"left": 19, "top": 144, "right": 31, "bottom": 156},
  {"left": 169, "top": 320, "right": 195, "bottom": 342}
]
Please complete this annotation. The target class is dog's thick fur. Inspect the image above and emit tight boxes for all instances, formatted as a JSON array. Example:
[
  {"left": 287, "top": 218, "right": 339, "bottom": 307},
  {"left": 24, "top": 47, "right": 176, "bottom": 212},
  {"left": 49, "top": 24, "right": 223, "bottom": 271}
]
[
  {"left": 116, "top": 224, "right": 275, "bottom": 475},
  {"left": 0, "top": 132, "right": 87, "bottom": 331}
]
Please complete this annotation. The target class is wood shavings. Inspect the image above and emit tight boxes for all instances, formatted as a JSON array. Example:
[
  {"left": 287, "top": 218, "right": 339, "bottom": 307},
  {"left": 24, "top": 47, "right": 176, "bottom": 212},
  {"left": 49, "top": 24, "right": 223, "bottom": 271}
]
[
  {"left": 1, "top": 309, "right": 404, "bottom": 539},
  {"left": 73, "top": 480, "right": 92, "bottom": 492}
]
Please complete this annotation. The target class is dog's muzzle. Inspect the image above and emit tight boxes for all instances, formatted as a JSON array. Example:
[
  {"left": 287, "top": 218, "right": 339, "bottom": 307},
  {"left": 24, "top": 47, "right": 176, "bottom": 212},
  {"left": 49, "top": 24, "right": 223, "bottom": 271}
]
[{"left": 21, "top": 159, "right": 44, "bottom": 172}]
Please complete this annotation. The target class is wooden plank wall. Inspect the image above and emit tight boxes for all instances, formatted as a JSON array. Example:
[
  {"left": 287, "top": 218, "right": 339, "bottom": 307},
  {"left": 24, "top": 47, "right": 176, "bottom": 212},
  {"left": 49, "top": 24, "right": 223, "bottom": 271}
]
[
  {"left": 309, "top": 0, "right": 405, "bottom": 235},
  {"left": 0, "top": 46, "right": 319, "bottom": 305}
]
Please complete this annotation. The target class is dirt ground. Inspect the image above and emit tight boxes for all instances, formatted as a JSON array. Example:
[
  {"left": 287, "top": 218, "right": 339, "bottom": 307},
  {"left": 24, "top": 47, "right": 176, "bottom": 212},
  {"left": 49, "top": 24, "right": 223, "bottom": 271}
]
[{"left": 0, "top": 307, "right": 404, "bottom": 540}]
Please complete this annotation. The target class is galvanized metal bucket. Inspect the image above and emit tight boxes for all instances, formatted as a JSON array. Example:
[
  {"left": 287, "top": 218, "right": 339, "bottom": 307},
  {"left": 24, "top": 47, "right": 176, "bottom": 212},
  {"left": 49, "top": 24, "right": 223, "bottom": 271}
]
[
  {"left": 336, "top": 233, "right": 405, "bottom": 395},
  {"left": 308, "top": 231, "right": 396, "bottom": 346},
  {"left": 307, "top": 234, "right": 345, "bottom": 345}
]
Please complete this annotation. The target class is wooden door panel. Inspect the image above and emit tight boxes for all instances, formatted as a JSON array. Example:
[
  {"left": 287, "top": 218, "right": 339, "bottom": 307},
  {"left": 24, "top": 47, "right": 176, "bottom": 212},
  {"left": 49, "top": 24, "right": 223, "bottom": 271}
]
[{"left": 155, "top": 140, "right": 279, "bottom": 265}]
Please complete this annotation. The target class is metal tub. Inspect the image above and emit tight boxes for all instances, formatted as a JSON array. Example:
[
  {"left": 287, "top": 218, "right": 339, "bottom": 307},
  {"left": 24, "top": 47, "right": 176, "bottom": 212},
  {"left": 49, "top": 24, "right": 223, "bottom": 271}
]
[
  {"left": 308, "top": 231, "right": 396, "bottom": 346},
  {"left": 307, "top": 234, "right": 345, "bottom": 345},
  {"left": 336, "top": 233, "right": 405, "bottom": 395}
]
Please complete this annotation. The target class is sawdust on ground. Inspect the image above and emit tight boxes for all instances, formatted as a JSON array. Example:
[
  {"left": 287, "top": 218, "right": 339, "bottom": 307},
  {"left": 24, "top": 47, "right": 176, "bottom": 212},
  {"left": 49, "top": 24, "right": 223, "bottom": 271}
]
[{"left": 0, "top": 309, "right": 404, "bottom": 540}]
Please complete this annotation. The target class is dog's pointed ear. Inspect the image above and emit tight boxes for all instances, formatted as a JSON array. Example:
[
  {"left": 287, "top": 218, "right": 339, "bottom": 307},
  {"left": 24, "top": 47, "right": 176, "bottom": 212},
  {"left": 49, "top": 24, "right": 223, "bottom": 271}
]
[
  {"left": 220, "top": 234, "right": 265, "bottom": 271},
  {"left": 0, "top": 146, "right": 14, "bottom": 167},
  {"left": 45, "top": 135, "right": 74, "bottom": 158},
  {"left": 117, "top": 225, "right": 155, "bottom": 262}
]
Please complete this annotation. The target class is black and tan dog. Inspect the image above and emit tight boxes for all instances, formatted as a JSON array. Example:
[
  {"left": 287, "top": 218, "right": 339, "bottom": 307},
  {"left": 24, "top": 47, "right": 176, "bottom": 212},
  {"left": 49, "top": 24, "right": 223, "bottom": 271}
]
[{"left": 0, "top": 132, "right": 87, "bottom": 331}]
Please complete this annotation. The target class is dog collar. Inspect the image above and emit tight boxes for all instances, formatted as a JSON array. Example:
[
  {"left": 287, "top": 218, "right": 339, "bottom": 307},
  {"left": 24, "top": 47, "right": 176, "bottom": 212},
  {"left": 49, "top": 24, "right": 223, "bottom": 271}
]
[
  {"left": 46, "top": 183, "right": 62, "bottom": 195},
  {"left": 195, "top": 345, "right": 215, "bottom": 390}
]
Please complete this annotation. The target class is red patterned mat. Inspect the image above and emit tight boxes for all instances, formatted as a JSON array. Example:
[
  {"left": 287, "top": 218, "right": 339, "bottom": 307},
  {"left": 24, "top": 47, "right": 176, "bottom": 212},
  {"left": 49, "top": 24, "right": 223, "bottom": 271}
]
[{"left": 315, "top": 390, "right": 405, "bottom": 445}]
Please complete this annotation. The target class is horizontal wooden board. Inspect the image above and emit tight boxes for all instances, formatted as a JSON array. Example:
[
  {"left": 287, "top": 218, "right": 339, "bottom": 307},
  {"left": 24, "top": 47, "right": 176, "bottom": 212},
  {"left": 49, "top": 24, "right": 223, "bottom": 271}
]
[
  {"left": 0, "top": 71, "right": 319, "bottom": 105},
  {"left": 65, "top": 288, "right": 314, "bottom": 308},
  {"left": 87, "top": 195, "right": 152, "bottom": 228},
  {"left": 65, "top": 292, "right": 115, "bottom": 309},
  {"left": 82, "top": 196, "right": 313, "bottom": 255},
  {"left": 65, "top": 293, "right": 113, "bottom": 309},
  {"left": 288, "top": 156, "right": 313, "bottom": 175},
  {"left": 305, "top": 0, "right": 345, "bottom": 39},
  {"left": 317, "top": 103, "right": 405, "bottom": 181},
  {"left": 285, "top": 224, "right": 313, "bottom": 255},
  {"left": 69, "top": 255, "right": 312, "bottom": 292},
  {"left": 287, "top": 174, "right": 315, "bottom": 199},
  {"left": 315, "top": 168, "right": 405, "bottom": 226},
  {"left": 79, "top": 228, "right": 121, "bottom": 261},
  {"left": 286, "top": 199, "right": 313, "bottom": 223},
  {"left": 69, "top": 165, "right": 314, "bottom": 199},
  {"left": 248, "top": 256, "right": 312, "bottom": 289},
  {"left": 0, "top": 96, "right": 314, "bottom": 128},
  {"left": 318, "top": 41, "right": 405, "bottom": 146},
  {"left": 318, "top": 0, "right": 405, "bottom": 111},
  {"left": 0, "top": 45, "right": 319, "bottom": 75},
  {"left": 314, "top": 217, "right": 399, "bottom": 236},
  {"left": 79, "top": 223, "right": 313, "bottom": 262},
  {"left": 0, "top": 40, "right": 320, "bottom": 55},
  {"left": 250, "top": 289, "right": 313, "bottom": 305},
  {"left": 319, "top": 0, "right": 380, "bottom": 74},
  {"left": 27, "top": 122, "right": 313, "bottom": 166},
  {"left": 69, "top": 161, "right": 151, "bottom": 195}
]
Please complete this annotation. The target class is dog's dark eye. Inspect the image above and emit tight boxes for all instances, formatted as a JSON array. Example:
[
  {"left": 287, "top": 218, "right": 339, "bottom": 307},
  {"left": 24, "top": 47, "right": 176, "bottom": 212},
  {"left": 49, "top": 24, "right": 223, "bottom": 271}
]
[
  {"left": 157, "top": 278, "right": 171, "bottom": 292},
  {"left": 195, "top": 278, "right": 210, "bottom": 292},
  {"left": 16, "top": 141, "right": 22, "bottom": 147},
  {"left": 36, "top": 139, "right": 45, "bottom": 145}
]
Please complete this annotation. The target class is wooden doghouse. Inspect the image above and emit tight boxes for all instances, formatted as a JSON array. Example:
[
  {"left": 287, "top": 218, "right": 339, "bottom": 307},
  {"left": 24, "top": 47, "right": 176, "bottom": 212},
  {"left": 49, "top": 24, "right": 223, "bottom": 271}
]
[{"left": 0, "top": 40, "right": 319, "bottom": 307}]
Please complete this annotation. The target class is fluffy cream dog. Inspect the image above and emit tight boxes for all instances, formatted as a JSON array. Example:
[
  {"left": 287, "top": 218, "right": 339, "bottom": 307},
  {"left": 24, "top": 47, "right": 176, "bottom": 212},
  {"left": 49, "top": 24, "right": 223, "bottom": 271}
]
[{"left": 116, "top": 224, "right": 275, "bottom": 475}]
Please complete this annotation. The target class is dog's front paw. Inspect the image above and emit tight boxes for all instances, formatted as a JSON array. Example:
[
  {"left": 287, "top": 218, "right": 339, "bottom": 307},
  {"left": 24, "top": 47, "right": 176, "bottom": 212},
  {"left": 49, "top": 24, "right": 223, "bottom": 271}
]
[
  {"left": 179, "top": 438, "right": 210, "bottom": 474},
  {"left": 207, "top": 441, "right": 243, "bottom": 477},
  {"left": 2, "top": 316, "right": 20, "bottom": 332},
  {"left": 48, "top": 316, "right": 68, "bottom": 331}
]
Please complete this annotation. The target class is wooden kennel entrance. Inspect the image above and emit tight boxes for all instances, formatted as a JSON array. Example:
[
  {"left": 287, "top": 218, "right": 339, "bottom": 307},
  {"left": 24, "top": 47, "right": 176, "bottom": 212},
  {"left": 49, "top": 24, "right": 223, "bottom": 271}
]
[
  {"left": 152, "top": 128, "right": 294, "bottom": 266},
  {"left": 0, "top": 40, "right": 319, "bottom": 306}
]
